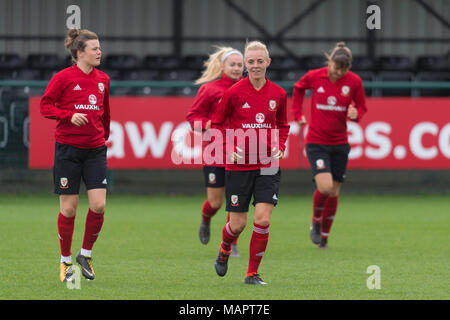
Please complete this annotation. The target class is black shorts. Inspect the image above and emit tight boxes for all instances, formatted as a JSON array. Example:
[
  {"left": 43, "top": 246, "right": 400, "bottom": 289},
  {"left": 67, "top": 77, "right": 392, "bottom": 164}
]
[
  {"left": 203, "top": 166, "right": 226, "bottom": 188},
  {"left": 53, "top": 142, "right": 107, "bottom": 195},
  {"left": 306, "top": 143, "right": 350, "bottom": 183},
  {"left": 225, "top": 168, "right": 281, "bottom": 213}
]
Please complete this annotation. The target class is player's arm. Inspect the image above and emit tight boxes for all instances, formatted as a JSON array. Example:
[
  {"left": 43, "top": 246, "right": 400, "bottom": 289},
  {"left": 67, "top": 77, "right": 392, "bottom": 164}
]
[
  {"left": 212, "top": 89, "right": 238, "bottom": 161},
  {"left": 102, "top": 78, "right": 111, "bottom": 140},
  {"left": 40, "top": 75, "right": 75, "bottom": 123},
  {"left": 186, "top": 85, "right": 213, "bottom": 132},
  {"left": 211, "top": 88, "right": 232, "bottom": 129},
  {"left": 292, "top": 72, "right": 310, "bottom": 125},
  {"left": 274, "top": 91, "right": 290, "bottom": 158},
  {"left": 348, "top": 79, "right": 368, "bottom": 122}
]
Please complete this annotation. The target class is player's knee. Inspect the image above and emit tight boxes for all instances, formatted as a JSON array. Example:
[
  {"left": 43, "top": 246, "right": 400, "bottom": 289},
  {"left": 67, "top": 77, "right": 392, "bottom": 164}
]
[
  {"left": 329, "top": 190, "right": 339, "bottom": 197},
  {"left": 90, "top": 200, "right": 106, "bottom": 214},
  {"left": 230, "top": 220, "right": 246, "bottom": 234},
  {"left": 317, "top": 184, "right": 334, "bottom": 196},
  {"left": 232, "top": 224, "right": 246, "bottom": 234},
  {"left": 61, "top": 206, "right": 77, "bottom": 218},
  {"left": 254, "top": 216, "right": 270, "bottom": 227},
  {"left": 208, "top": 198, "right": 223, "bottom": 209}
]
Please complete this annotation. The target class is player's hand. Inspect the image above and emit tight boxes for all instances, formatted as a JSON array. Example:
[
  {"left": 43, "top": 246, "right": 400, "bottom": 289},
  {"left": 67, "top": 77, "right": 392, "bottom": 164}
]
[
  {"left": 298, "top": 115, "right": 307, "bottom": 126},
  {"left": 71, "top": 113, "right": 89, "bottom": 126},
  {"left": 205, "top": 120, "right": 211, "bottom": 131},
  {"left": 230, "top": 146, "right": 243, "bottom": 162},
  {"left": 272, "top": 147, "right": 284, "bottom": 159},
  {"left": 347, "top": 105, "right": 358, "bottom": 120}
]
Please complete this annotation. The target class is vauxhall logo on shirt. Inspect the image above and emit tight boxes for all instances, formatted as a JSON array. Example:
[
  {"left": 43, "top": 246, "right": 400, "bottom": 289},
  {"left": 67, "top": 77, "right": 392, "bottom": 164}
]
[
  {"left": 241, "top": 112, "right": 272, "bottom": 129},
  {"left": 316, "top": 95, "right": 346, "bottom": 112},
  {"left": 74, "top": 93, "right": 100, "bottom": 111}
]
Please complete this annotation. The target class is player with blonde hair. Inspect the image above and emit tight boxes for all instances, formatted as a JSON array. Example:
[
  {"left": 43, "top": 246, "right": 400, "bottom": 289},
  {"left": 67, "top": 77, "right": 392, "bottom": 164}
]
[
  {"left": 187, "top": 46, "right": 244, "bottom": 255},
  {"left": 212, "top": 40, "right": 290, "bottom": 285}
]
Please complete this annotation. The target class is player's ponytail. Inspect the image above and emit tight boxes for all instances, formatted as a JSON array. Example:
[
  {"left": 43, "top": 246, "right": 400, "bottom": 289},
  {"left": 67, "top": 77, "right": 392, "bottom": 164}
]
[
  {"left": 65, "top": 29, "right": 98, "bottom": 64},
  {"left": 195, "top": 46, "right": 242, "bottom": 84},
  {"left": 326, "top": 41, "right": 352, "bottom": 70}
]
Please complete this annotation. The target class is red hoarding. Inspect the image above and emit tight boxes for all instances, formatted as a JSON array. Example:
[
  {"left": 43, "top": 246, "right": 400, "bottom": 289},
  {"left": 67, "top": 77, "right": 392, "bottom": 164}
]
[{"left": 29, "top": 97, "right": 450, "bottom": 169}]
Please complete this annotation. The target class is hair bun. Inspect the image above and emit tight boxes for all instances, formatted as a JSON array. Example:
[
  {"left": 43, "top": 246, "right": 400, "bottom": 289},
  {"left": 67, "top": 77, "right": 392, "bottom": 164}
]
[
  {"left": 336, "top": 42, "right": 346, "bottom": 48},
  {"left": 67, "top": 28, "right": 81, "bottom": 39}
]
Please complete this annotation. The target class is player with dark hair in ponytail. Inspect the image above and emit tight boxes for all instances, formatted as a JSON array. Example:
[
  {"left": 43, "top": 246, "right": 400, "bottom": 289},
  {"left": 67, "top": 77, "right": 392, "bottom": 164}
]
[{"left": 292, "top": 42, "right": 368, "bottom": 249}]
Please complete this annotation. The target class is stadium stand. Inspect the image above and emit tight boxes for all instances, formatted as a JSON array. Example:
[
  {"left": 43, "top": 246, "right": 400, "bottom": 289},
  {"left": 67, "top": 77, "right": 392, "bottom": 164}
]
[
  {"left": 376, "top": 55, "right": 415, "bottom": 96},
  {"left": 415, "top": 71, "right": 450, "bottom": 96},
  {"left": 105, "top": 54, "right": 140, "bottom": 70},
  {"left": 159, "top": 69, "right": 200, "bottom": 81},
  {"left": 26, "top": 53, "right": 60, "bottom": 70},
  {"left": 182, "top": 54, "right": 208, "bottom": 70},
  {"left": 416, "top": 55, "right": 450, "bottom": 72},
  {"left": 300, "top": 55, "right": 327, "bottom": 70},
  {"left": 143, "top": 55, "right": 182, "bottom": 70},
  {"left": 0, "top": 53, "right": 449, "bottom": 97},
  {"left": 0, "top": 54, "right": 23, "bottom": 80},
  {"left": 351, "top": 55, "right": 376, "bottom": 72},
  {"left": 270, "top": 55, "right": 300, "bottom": 71}
]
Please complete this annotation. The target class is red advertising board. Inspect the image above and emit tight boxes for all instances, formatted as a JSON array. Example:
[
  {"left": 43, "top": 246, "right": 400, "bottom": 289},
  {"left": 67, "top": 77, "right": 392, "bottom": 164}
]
[{"left": 29, "top": 97, "right": 450, "bottom": 169}]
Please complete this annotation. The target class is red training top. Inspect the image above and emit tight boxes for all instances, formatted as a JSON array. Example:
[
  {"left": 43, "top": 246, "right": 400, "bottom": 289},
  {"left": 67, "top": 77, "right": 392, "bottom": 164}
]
[
  {"left": 292, "top": 66, "right": 367, "bottom": 145},
  {"left": 212, "top": 77, "right": 290, "bottom": 171},
  {"left": 186, "top": 74, "right": 239, "bottom": 167},
  {"left": 40, "top": 64, "right": 111, "bottom": 149}
]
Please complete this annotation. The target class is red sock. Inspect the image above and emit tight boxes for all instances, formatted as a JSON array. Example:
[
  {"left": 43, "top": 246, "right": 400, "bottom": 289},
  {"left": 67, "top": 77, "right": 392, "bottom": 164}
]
[
  {"left": 82, "top": 209, "right": 104, "bottom": 251},
  {"left": 57, "top": 212, "right": 75, "bottom": 257},
  {"left": 220, "top": 222, "right": 240, "bottom": 252},
  {"left": 202, "top": 200, "right": 219, "bottom": 224},
  {"left": 313, "top": 189, "right": 328, "bottom": 223},
  {"left": 321, "top": 196, "right": 338, "bottom": 239},
  {"left": 247, "top": 223, "right": 269, "bottom": 275},
  {"left": 226, "top": 212, "right": 238, "bottom": 245}
]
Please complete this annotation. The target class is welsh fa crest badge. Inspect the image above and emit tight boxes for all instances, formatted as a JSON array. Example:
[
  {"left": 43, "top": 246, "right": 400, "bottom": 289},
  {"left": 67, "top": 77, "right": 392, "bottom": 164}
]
[
  {"left": 231, "top": 195, "right": 239, "bottom": 206},
  {"left": 269, "top": 100, "right": 277, "bottom": 111},
  {"left": 60, "top": 177, "right": 69, "bottom": 189},
  {"left": 341, "top": 85, "right": 350, "bottom": 96},
  {"left": 98, "top": 82, "right": 105, "bottom": 93}
]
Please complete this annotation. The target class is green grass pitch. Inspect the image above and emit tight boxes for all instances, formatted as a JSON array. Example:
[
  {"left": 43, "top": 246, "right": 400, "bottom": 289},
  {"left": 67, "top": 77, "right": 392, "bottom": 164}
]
[{"left": 0, "top": 193, "right": 448, "bottom": 300}]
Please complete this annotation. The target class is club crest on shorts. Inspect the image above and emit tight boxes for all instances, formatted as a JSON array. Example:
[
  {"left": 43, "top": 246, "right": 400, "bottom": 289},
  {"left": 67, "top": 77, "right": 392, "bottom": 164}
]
[
  {"left": 231, "top": 195, "right": 239, "bottom": 206},
  {"left": 88, "top": 94, "right": 97, "bottom": 105},
  {"left": 316, "top": 159, "right": 326, "bottom": 170},
  {"left": 98, "top": 82, "right": 105, "bottom": 93},
  {"left": 60, "top": 177, "right": 69, "bottom": 189},
  {"left": 268, "top": 100, "right": 277, "bottom": 111},
  {"left": 255, "top": 113, "right": 265, "bottom": 124},
  {"left": 208, "top": 173, "right": 216, "bottom": 184},
  {"left": 341, "top": 85, "right": 350, "bottom": 96}
]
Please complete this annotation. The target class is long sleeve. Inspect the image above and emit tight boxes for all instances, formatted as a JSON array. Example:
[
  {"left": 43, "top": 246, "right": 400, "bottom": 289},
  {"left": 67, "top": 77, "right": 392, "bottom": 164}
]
[
  {"left": 291, "top": 72, "right": 310, "bottom": 121},
  {"left": 102, "top": 79, "right": 111, "bottom": 140},
  {"left": 186, "top": 85, "right": 213, "bottom": 132},
  {"left": 40, "top": 75, "right": 73, "bottom": 123},
  {"left": 212, "top": 89, "right": 235, "bottom": 159},
  {"left": 351, "top": 79, "right": 368, "bottom": 122},
  {"left": 211, "top": 89, "right": 232, "bottom": 129},
  {"left": 276, "top": 91, "right": 290, "bottom": 152}
]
